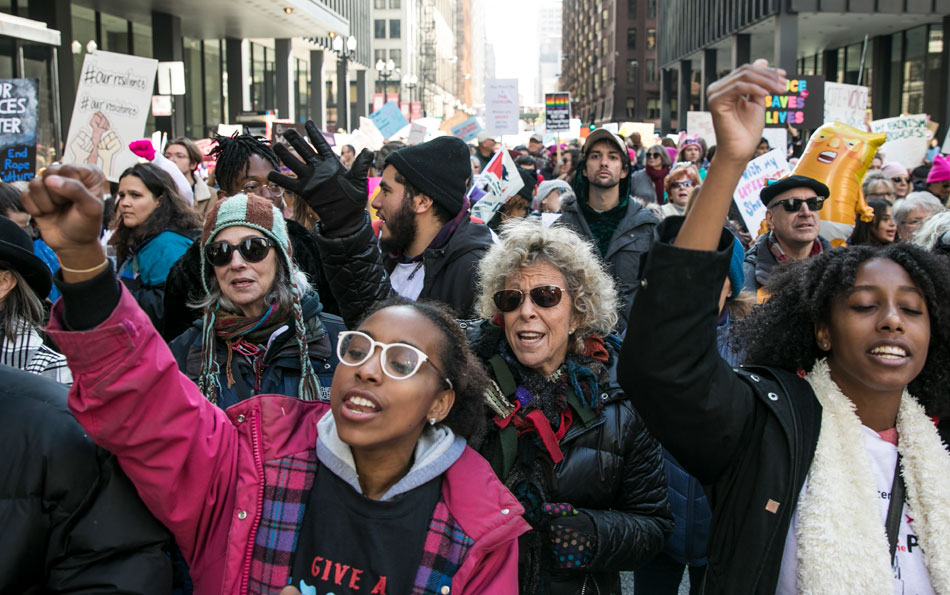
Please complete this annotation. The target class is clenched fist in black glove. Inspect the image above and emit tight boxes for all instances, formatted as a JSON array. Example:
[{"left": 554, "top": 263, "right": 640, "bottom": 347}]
[{"left": 268, "top": 120, "right": 375, "bottom": 237}]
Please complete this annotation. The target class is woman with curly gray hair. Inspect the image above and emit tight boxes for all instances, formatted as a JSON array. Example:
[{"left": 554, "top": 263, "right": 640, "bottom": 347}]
[{"left": 466, "top": 217, "right": 672, "bottom": 595}]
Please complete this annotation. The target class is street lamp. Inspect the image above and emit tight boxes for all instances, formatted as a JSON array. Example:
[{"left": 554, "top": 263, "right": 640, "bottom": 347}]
[
  {"left": 402, "top": 74, "right": 418, "bottom": 121},
  {"left": 332, "top": 34, "right": 357, "bottom": 131},
  {"left": 376, "top": 58, "right": 396, "bottom": 104}
]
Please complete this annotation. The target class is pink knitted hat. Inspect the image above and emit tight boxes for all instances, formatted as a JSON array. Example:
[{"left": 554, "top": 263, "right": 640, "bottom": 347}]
[
  {"left": 926, "top": 155, "right": 950, "bottom": 183},
  {"left": 880, "top": 161, "right": 908, "bottom": 179}
]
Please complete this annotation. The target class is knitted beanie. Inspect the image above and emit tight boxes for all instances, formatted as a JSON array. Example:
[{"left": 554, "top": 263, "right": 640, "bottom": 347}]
[
  {"left": 197, "top": 193, "right": 319, "bottom": 403},
  {"left": 385, "top": 136, "right": 471, "bottom": 217},
  {"left": 880, "top": 161, "right": 909, "bottom": 180},
  {"left": 727, "top": 231, "right": 745, "bottom": 300},
  {"left": 926, "top": 154, "right": 950, "bottom": 183}
]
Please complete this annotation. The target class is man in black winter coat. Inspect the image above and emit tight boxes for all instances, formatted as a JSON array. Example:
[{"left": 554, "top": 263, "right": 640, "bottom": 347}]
[
  {"left": 0, "top": 364, "right": 172, "bottom": 593},
  {"left": 268, "top": 123, "right": 492, "bottom": 322}
]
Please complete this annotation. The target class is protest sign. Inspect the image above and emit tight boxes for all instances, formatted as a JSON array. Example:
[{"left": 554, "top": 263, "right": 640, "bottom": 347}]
[
  {"left": 471, "top": 149, "right": 523, "bottom": 221},
  {"left": 764, "top": 75, "right": 824, "bottom": 128},
  {"left": 870, "top": 114, "right": 928, "bottom": 170},
  {"left": 823, "top": 82, "right": 868, "bottom": 131},
  {"left": 686, "top": 112, "right": 716, "bottom": 146},
  {"left": 602, "top": 122, "right": 619, "bottom": 134},
  {"left": 732, "top": 148, "right": 791, "bottom": 235},
  {"left": 408, "top": 122, "right": 427, "bottom": 144},
  {"left": 484, "top": 79, "right": 519, "bottom": 135},
  {"left": 0, "top": 78, "right": 38, "bottom": 182},
  {"left": 545, "top": 92, "right": 570, "bottom": 132},
  {"left": 450, "top": 116, "right": 482, "bottom": 142},
  {"left": 368, "top": 101, "right": 409, "bottom": 139},
  {"left": 619, "top": 122, "right": 655, "bottom": 144},
  {"left": 761, "top": 129, "right": 788, "bottom": 156},
  {"left": 65, "top": 51, "right": 158, "bottom": 181}
]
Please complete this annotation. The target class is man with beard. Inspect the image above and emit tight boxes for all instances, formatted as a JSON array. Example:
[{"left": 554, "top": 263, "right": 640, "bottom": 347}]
[
  {"left": 268, "top": 123, "right": 492, "bottom": 321},
  {"left": 557, "top": 128, "right": 658, "bottom": 332},
  {"left": 742, "top": 174, "right": 833, "bottom": 302}
]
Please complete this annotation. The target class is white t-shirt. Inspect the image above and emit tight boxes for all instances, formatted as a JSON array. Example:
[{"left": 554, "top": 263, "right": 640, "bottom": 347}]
[
  {"left": 776, "top": 426, "right": 935, "bottom": 595},
  {"left": 390, "top": 261, "right": 425, "bottom": 301}
]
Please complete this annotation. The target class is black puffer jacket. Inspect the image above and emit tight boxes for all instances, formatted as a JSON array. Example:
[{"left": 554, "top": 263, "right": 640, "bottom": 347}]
[
  {"left": 0, "top": 364, "right": 172, "bottom": 593},
  {"left": 162, "top": 219, "right": 339, "bottom": 340},
  {"left": 465, "top": 320, "right": 672, "bottom": 595}
]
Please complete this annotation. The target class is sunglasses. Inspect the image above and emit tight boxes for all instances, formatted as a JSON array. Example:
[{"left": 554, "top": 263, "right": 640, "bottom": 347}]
[
  {"left": 493, "top": 285, "right": 565, "bottom": 312},
  {"left": 891, "top": 176, "right": 909, "bottom": 184},
  {"left": 336, "top": 330, "right": 452, "bottom": 389},
  {"left": 647, "top": 152, "right": 663, "bottom": 159},
  {"left": 670, "top": 180, "right": 693, "bottom": 189},
  {"left": 205, "top": 237, "right": 275, "bottom": 267},
  {"left": 769, "top": 196, "right": 826, "bottom": 213}
]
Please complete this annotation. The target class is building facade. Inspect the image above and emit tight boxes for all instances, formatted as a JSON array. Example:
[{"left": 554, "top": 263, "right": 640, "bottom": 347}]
[
  {"left": 657, "top": 0, "right": 950, "bottom": 137},
  {"left": 560, "top": 0, "right": 659, "bottom": 126},
  {"left": 538, "top": 0, "right": 562, "bottom": 99}
]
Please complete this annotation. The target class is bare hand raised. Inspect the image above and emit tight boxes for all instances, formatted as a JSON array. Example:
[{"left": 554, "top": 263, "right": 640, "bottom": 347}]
[{"left": 706, "top": 59, "right": 787, "bottom": 162}]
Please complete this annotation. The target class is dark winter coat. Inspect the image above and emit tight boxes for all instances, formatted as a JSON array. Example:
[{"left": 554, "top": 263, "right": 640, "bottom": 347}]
[
  {"left": 161, "top": 219, "right": 339, "bottom": 341},
  {"left": 465, "top": 319, "right": 672, "bottom": 595},
  {"left": 315, "top": 213, "right": 493, "bottom": 322},
  {"left": 0, "top": 364, "right": 172, "bottom": 593},
  {"left": 168, "top": 293, "right": 343, "bottom": 408}
]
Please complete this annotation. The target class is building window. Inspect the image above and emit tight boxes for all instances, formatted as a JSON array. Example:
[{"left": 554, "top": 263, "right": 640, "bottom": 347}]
[
  {"left": 902, "top": 25, "right": 926, "bottom": 114},
  {"left": 389, "top": 19, "right": 401, "bottom": 38},
  {"left": 390, "top": 48, "right": 402, "bottom": 69},
  {"left": 374, "top": 20, "right": 386, "bottom": 38},
  {"left": 374, "top": 49, "right": 386, "bottom": 64},
  {"left": 647, "top": 28, "right": 656, "bottom": 50},
  {"left": 648, "top": 98, "right": 660, "bottom": 119},
  {"left": 626, "top": 98, "right": 636, "bottom": 118},
  {"left": 627, "top": 28, "right": 636, "bottom": 50},
  {"left": 628, "top": 0, "right": 636, "bottom": 17},
  {"left": 374, "top": 0, "right": 385, "bottom": 8},
  {"left": 646, "top": 59, "right": 656, "bottom": 82},
  {"left": 390, "top": 0, "right": 401, "bottom": 7},
  {"left": 626, "top": 60, "right": 638, "bottom": 84},
  {"left": 647, "top": 0, "right": 657, "bottom": 19}
]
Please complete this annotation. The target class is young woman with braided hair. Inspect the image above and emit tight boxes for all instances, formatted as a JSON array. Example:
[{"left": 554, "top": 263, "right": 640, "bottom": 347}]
[{"left": 621, "top": 61, "right": 950, "bottom": 594}]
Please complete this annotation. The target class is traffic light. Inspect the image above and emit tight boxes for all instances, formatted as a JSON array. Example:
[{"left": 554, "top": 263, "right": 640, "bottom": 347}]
[{"left": 588, "top": 123, "right": 596, "bottom": 131}]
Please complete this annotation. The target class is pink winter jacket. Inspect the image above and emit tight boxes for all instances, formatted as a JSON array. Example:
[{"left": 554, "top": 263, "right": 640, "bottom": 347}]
[{"left": 48, "top": 287, "right": 529, "bottom": 594}]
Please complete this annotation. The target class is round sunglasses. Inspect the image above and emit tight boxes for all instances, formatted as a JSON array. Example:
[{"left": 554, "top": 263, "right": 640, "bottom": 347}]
[
  {"left": 493, "top": 285, "right": 565, "bottom": 312},
  {"left": 336, "top": 330, "right": 452, "bottom": 389},
  {"left": 205, "top": 237, "right": 275, "bottom": 267}
]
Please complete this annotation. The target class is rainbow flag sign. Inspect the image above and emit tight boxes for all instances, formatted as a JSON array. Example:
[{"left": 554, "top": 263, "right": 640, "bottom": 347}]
[{"left": 545, "top": 92, "right": 571, "bottom": 132}]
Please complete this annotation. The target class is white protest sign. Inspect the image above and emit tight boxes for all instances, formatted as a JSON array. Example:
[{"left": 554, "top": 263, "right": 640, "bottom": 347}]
[
  {"left": 471, "top": 149, "right": 524, "bottom": 221},
  {"left": 686, "top": 112, "right": 716, "bottom": 146},
  {"left": 761, "top": 129, "right": 788, "bottom": 156},
  {"left": 732, "top": 148, "right": 791, "bottom": 236},
  {"left": 870, "top": 114, "right": 929, "bottom": 170},
  {"left": 65, "top": 50, "right": 158, "bottom": 181},
  {"left": 408, "top": 122, "right": 427, "bottom": 144},
  {"left": 484, "top": 79, "right": 519, "bottom": 135},
  {"left": 823, "top": 82, "right": 868, "bottom": 131},
  {"left": 602, "top": 122, "right": 619, "bottom": 134}
]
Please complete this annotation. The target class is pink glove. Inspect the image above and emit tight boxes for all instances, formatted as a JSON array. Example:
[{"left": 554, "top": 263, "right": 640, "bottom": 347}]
[{"left": 129, "top": 139, "right": 155, "bottom": 161}]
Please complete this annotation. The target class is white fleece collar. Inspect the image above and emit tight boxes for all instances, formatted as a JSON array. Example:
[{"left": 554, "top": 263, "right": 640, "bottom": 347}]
[{"left": 796, "top": 360, "right": 950, "bottom": 594}]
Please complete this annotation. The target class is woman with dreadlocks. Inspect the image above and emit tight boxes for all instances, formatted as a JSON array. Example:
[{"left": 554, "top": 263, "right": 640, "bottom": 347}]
[
  {"left": 162, "top": 132, "right": 341, "bottom": 341},
  {"left": 622, "top": 60, "right": 950, "bottom": 594},
  {"left": 167, "top": 192, "right": 340, "bottom": 407}
]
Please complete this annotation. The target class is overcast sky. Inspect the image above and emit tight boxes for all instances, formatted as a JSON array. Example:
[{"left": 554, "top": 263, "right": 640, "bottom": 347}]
[{"left": 483, "top": 0, "right": 543, "bottom": 105}]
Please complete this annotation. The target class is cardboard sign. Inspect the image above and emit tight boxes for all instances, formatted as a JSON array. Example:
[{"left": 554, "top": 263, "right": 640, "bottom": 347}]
[
  {"left": 686, "top": 112, "right": 716, "bottom": 146},
  {"left": 619, "top": 122, "right": 655, "bottom": 145},
  {"left": 732, "top": 148, "right": 791, "bottom": 235},
  {"left": 0, "top": 78, "right": 38, "bottom": 182},
  {"left": 823, "top": 82, "right": 869, "bottom": 131},
  {"left": 764, "top": 75, "right": 824, "bottom": 129},
  {"left": 368, "top": 101, "right": 409, "bottom": 139},
  {"left": 870, "top": 114, "right": 929, "bottom": 170},
  {"left": 471, "top": 149, "right": 524, "bottom": 221},
  {"left": 484, "top": 79, "right": 519, "bottom": 135},
  {"left": 65, "top": 51, "right": 158, "bottom": 181},
  {"left": 545, "top": 92, "right": 570, "bottom": 132},
  {"left": 451, "top": 116, "right": 483, "bottom": 142}
]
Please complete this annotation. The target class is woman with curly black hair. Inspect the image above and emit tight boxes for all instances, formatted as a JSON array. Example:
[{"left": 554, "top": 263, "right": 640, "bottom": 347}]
[{"left": 621, "top": 61, "right": 950, "bottom": 595}]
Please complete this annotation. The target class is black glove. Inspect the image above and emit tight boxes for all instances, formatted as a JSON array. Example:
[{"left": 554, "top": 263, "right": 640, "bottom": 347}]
[{"left": 268, "top": 120, "right": 375, "bottom": 237}]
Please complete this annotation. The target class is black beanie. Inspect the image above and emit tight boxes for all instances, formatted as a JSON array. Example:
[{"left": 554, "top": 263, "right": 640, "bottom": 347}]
[
  {"left": 385, "top": 136, "right": 471, "bottom": 216},
  {"left": 516, "top": 167, "right": 538, "bottom": 200}
]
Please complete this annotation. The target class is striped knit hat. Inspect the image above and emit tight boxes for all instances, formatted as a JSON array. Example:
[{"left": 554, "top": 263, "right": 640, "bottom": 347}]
[{"left": 197, "top": 193, "right": 319, "bottom": 402}]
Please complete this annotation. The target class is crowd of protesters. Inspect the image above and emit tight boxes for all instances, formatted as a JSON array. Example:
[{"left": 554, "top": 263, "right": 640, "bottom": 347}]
[{"left": 4, "top": 58, "right": 950, "bottom": 595}]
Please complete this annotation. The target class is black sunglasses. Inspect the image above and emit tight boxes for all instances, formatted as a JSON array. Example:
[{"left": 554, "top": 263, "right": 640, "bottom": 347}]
[
  {"left": 647, "top": 151, "right": 663, "bottom": 159},
  {"left": 670, "top": 180, "right": 693, "bottom": 189},
  {"left": 891, "top": 176, "right": 909, "bottom": 184},
  {"left": 493, "top": 286, "right": 565, "bottom": 312},
  {"left": 205, "top": 237, "right": 275, "bottom": 267},
  {"left": 769, "top": 196, "right": 826, "bottom": 213}
]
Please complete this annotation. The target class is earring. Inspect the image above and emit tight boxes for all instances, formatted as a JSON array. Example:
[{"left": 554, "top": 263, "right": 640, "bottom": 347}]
[
  {"left": 428, "top": 418, "right": 436, "bottom": 426},
  {"left": 820, "top": 342, "right": 829, "bottom": 351}
]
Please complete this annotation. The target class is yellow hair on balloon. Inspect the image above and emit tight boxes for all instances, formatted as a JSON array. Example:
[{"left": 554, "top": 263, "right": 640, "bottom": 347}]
[{"left": 792, "top": 122, "right": 886, "bottom": 247}]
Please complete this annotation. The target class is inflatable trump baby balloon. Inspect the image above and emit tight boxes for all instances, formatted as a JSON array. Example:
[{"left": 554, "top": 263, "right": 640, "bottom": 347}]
[{"left": 792, "top": 122, "right": 886, "bottom": 247}]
